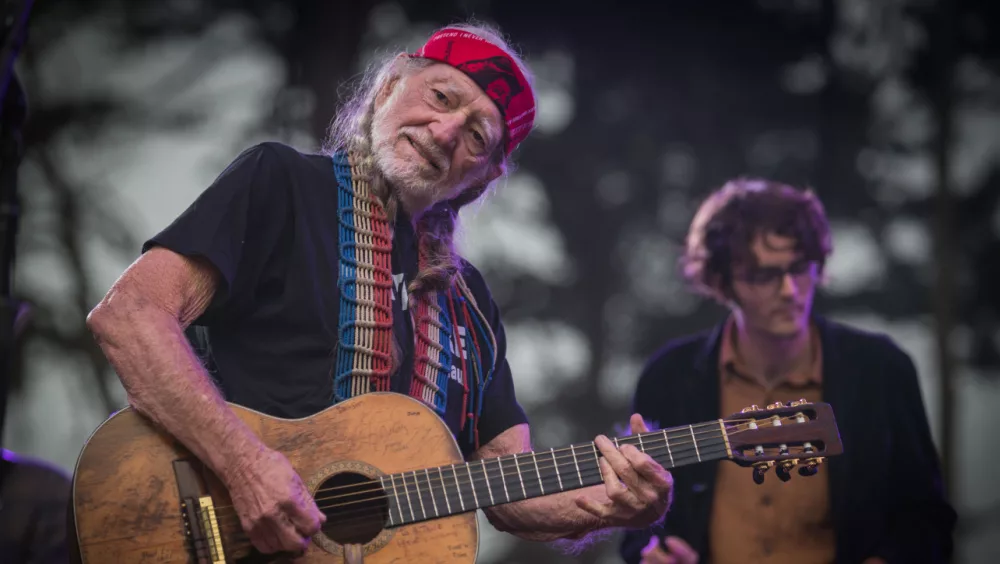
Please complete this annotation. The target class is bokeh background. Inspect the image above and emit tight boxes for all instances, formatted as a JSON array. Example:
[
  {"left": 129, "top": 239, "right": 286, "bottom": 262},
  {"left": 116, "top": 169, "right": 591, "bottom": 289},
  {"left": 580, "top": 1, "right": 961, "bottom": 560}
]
[{"left": 5, "top": 0, "right": 999, "bottom": 562}]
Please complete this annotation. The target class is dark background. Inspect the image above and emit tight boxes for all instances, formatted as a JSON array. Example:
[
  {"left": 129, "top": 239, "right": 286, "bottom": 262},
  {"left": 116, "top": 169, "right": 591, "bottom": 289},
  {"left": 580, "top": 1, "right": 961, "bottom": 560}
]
[{"left": 6, "top": 0, "right": 999, "bottom": 562}]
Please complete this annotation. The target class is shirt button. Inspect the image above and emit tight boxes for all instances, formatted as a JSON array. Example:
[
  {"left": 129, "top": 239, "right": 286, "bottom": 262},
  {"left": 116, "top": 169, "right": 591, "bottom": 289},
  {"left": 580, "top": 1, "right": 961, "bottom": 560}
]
[
  {"left": 762, "top": 539, "right": 774, "bottom": 556},
  {"left": 761, "top": 494, "right": 772, "bottom": 507}
]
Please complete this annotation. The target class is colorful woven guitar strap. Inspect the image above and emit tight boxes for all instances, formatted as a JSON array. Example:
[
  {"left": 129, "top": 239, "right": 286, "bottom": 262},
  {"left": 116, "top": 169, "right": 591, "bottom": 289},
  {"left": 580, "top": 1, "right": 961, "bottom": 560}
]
[{"left": 332, "top": 151, "right": 498, "bottom": 449}]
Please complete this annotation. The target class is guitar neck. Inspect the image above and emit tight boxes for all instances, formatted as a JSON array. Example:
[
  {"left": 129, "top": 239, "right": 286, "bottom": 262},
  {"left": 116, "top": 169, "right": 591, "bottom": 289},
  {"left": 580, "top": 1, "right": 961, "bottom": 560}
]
[{"left": 379, "top": 420, "right": 732, "bottom": 527}]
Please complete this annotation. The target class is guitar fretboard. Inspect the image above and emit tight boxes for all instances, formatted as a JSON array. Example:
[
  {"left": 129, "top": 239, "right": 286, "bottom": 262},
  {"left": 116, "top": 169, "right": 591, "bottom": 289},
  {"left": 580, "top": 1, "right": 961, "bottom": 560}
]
[{"left": 379, "top": 421, "right": 731, "bottom": 527}]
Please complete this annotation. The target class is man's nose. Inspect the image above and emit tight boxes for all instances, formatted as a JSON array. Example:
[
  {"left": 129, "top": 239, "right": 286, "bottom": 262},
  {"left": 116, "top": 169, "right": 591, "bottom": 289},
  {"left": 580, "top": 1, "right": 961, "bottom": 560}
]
[
  {"left": 779, "top": 273, "right": 798, "bottom": 297},
  {"left": 427, "top": 113, "right": 464, "bottom": 151}
]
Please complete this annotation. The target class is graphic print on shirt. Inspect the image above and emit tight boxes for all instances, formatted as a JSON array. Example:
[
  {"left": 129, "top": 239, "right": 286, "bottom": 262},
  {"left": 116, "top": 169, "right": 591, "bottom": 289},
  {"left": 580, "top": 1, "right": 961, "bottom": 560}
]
[
  {"left": 391, "top": 272, "right": 409, "bottom": 311},
  {"left": 450, "top": 325, "right": 467, "bottom": 384}
]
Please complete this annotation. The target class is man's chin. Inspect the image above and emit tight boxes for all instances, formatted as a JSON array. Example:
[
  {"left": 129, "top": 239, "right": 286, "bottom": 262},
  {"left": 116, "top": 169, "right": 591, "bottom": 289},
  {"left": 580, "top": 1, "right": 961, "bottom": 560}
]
[{"left": 766, "top": 321, "right": 808, "bottom": 339}]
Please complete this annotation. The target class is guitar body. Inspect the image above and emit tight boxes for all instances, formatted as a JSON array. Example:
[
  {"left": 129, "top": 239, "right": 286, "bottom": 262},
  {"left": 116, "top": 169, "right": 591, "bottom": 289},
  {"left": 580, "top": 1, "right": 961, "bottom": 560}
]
[{"left": 70, "top": 392, "right": 478, "bottom": 563}]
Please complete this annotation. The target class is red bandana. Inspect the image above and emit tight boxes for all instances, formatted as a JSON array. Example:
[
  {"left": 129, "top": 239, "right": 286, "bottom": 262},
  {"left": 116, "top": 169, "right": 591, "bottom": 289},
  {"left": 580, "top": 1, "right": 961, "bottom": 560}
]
[{"left": 414, "top": 28, "right": 535, "bottom": 155}]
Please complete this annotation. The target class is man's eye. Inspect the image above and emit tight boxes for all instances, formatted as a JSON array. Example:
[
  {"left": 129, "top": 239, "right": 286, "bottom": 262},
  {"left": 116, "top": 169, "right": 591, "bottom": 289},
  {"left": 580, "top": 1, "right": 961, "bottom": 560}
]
[
  {"left": 472, "top": 130, "right": 485, "bottom": 146},
  {"left": 433, "top": 89, "right": 448, "bottom": 104},
  {"left": 751, "top": 269, "right": 781, "bottom": 283},
  {"left": 789, "top": 261, "right": 811, "bottom": 275}
]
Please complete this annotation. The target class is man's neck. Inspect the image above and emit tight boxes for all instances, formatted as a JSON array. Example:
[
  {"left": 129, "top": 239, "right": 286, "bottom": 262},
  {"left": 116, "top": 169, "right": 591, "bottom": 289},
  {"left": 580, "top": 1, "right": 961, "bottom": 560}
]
[{"left": 732, "top": 315, "right": 812, "bottom": 386}]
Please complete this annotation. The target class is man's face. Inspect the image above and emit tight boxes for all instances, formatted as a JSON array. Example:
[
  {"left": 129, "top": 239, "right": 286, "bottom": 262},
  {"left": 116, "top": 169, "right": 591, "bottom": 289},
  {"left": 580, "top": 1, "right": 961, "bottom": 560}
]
[
  {"left": 728, "top": 232, "right": 819, "bottom": 338},
  {"left": 371, "top": 60, "right": 505, "bottom": 213}
]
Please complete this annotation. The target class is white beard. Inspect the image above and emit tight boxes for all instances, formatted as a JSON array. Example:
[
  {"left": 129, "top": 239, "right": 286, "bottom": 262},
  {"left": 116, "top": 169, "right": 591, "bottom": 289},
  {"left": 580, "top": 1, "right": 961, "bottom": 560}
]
[{"left": 371, "top": 110, "right": 441, "bottom": 204}]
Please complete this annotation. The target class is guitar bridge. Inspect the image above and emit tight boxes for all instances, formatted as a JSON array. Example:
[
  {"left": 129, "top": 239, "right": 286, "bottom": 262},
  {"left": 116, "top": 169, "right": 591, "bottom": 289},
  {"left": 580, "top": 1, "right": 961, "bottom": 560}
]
[
  {"left": 175, "top": 460, "right": 227, "bottom": 563},
  {"left": 198, "top": 496, "right": 226, "bottom": 563}
]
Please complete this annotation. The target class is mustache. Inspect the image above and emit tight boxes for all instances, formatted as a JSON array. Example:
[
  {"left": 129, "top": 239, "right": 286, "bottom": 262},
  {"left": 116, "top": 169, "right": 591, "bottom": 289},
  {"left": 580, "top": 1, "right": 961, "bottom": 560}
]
[{"left": 401, "top": 129, "right": 448, "bottom": 171}]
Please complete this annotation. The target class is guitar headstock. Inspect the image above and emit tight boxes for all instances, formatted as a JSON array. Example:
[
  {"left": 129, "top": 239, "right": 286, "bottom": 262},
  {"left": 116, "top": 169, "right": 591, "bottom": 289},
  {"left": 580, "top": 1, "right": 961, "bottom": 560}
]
[{"left": 723, "top": 399, "right": 842, "bottom": 484}]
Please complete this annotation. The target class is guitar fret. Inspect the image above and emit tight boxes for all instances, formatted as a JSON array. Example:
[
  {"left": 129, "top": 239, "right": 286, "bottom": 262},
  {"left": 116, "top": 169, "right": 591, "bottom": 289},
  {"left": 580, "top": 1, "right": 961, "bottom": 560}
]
[
  {"left": 424, "top": 469, "right": 439, "bottom": 517},
  {"left": 481, "top": 459, "right": 495, "bottom": 506},
  {"left": 451, "top": 465, "right": 465, "bottom": 512},
  {"left": 719, "top": 419, "right": 733, "bottom": 458},
  {"left": 378, "top": 475, "right": 403, "bottom": 524},
  {"left": 637, "top": 433, "right": 644, "bottom": 452},
  {"left": 437, "top": 467, "right": 452, "bottom": 514},
  {"left": 662, "top": 429, "right": 674, "bottom": 466},
  {"left": 400, "top": 472, "right": 415, "bottom": 521},
  {"left": 592, "top": 443, "right": 602, "bottom": 480},
  {"left": 550, "top": 448, "right": 564, "bottom": 490},
  {"left": 689, "top": 425, "right": 701, "bottom": 461},
  {"left": 531, "top": 452, "right": 544, "bottom": 495},
  {"left": 513, "top": 454, "right": 527, "bottom": 498},
  {"left": 466, "top": 464, "right": 480, "bottom": 507},
  {"left": 498, "top": 457, "right": 511, "bottom": 501},
  {"left": 387, "top": 474, "right": 405, "bottom": 524},
  {"left": 412, "top": 471, "right": 427, "bottom": 520},
  {"left": 570, "top": 444, "right": 582, "bottom": 487}
]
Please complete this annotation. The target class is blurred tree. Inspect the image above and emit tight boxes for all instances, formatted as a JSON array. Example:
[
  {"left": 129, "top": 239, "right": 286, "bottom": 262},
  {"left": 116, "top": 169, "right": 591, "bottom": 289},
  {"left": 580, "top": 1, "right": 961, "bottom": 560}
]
[{"left": 11, "top": 0, "right": 998, "bottom": 562}]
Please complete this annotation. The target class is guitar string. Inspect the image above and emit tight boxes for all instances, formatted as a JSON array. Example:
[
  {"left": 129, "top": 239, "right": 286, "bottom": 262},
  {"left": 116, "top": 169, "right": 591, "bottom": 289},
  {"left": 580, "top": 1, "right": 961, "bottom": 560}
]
[
  {"left": 210, "top": 412, "right": 804, "bottom": 521},
  {"left": 187, "top": 414, "right": 824, "bottom": 551},
  {"left": 202, "top": 413, "right": 805, "bottom": 529},
  {"left": 203, "top": 412, "right": 812, "bottom": 529},
  {"left": 202, "top": 421, "right": 728, "bottom": 523},
  {"left": 203, "top": 417, "right": 757, "bottom": 519},
  {"left": 182, "top": 444, "right": 734, "bottom": 552},
  {"left": 192, "top": 439, "right": 730, "bottom": 539}
]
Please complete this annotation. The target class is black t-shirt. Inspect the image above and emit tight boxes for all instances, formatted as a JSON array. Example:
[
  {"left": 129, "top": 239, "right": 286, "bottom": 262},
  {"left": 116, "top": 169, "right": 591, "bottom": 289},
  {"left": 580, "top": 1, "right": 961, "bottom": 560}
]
[{"left": 143, "top": 141, "right": 527, "bottom": 457}]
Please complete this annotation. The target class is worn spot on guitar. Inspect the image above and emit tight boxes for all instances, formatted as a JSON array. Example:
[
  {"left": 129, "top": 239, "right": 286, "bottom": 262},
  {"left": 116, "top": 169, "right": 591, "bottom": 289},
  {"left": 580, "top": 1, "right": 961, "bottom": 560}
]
[{"left": 137, "top": 546, "right": 173, "bottom": 563}]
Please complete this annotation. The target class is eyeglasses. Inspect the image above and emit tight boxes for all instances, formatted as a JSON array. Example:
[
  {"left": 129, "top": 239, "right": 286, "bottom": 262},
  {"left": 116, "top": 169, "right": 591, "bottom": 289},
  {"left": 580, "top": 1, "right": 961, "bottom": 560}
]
[{"left": 734, "top": 260, "right": 818, "bottom": 287}]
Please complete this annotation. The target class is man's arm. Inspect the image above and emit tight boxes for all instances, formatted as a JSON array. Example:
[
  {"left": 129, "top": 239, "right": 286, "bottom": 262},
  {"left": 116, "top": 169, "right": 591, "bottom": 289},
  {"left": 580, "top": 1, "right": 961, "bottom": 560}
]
[
  {"left": 474, "top": 416, "right": 673, "bottom": 547},
  {"left": 86, "top": 247, "right": 324, "bottom": 554},
  {"left": 868, "top": 343, "right": 956, "bottom": 563}
]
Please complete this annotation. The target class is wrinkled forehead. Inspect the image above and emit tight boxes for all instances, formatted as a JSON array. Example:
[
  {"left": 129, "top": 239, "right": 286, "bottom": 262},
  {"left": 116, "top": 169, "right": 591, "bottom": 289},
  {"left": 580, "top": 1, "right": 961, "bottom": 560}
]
[{"left": 411, "top": 63, "right": 504, "bottom": 131}]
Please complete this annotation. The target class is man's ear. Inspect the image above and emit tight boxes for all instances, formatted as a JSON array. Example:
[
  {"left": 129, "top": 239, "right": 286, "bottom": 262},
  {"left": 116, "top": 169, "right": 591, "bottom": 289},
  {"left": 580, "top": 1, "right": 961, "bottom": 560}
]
[
  {"left": 373, "top": 53, "right": 410, "bottom": 110},
  {"left": 708, "top": 272, "right": 736, "bottom": 306}
]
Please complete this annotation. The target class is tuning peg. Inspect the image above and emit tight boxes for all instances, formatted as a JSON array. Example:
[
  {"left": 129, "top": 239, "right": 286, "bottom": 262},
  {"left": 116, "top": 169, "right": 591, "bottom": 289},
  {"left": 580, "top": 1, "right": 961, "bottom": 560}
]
[
  {"left": 790, "top": 398, "right": 811, "bottom": 407},
  {"left": 741, "top": 404, "right": 761, "bottom": 413},
  {"left": 775, "top": 460, "right": 797, "bottom": 482},
  {"left": 766, "top": 402, "right": 784, "bottom": 410},
  {"left": 798, "top": 457, "right": 825, "bottom": 477},
  {"left": 752, "top": 461, "right": 773, "bottom": 485}
]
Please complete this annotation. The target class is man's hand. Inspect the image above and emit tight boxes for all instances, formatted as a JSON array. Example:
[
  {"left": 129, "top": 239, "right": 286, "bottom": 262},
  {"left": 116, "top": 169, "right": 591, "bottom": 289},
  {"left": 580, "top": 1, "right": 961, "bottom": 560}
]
[
  {"left": 574, "top": 414, "right": 673, "bottom": 529},
  {"left": 225, "top": 447, "right": 326, "bottom": 555},
  {"left": 640, "top": 535, "right": 699, "bottom": 564}
]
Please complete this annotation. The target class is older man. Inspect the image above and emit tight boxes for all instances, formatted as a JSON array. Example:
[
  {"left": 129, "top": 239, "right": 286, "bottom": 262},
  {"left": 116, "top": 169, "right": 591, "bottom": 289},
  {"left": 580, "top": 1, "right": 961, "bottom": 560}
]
[{"left": 87, "top": 23, "right": 672, "bottom": 556}]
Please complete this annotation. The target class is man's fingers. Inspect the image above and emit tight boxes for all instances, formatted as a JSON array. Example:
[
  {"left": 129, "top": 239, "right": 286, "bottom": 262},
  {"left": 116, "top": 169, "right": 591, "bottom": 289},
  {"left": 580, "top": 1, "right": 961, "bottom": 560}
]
[
  {"left": 630, "top": 413, "right": 650, "bottom": 435},
  {"left": 596, "top": 435, "right": 642, "bottom": 491},
  {"left": 640, "top": 535, "right": 675, "bottom": 564},
  {"left": 664, "top": 535, "right": 698, "bottom": 564},
  {"left": 266, "top": 511, "right": 309, "bottom": 553},
  {"left": 250, "top": 523, "right": 282, "bottom": 554},
  {"left": 621, "top": 445, "right": 671, "bottom": 487},
  {"left": 575, "top": 494, "right": 611, "bottom": 521},
  {"left": 287, "top": 501, "right": 323, "bottom": 537},
  {"left": 614, "top": 443, "right": 672, "bottom": 508}
]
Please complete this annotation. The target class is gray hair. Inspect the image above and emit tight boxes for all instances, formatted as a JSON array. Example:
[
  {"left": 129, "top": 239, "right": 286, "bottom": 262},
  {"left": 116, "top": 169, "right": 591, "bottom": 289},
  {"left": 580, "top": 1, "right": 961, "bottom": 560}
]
[
  {"left": 322, "top": 21, "right": 536, "bottom": 294},
  {"left": 323, "top": 20, "right": 535, "bottom": 173}
]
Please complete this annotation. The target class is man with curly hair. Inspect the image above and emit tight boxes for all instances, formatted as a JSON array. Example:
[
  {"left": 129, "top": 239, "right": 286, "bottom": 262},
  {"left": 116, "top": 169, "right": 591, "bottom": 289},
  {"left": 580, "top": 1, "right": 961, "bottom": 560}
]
[{"left": 620, "top": 178, "right": 955, "bottom": 564}]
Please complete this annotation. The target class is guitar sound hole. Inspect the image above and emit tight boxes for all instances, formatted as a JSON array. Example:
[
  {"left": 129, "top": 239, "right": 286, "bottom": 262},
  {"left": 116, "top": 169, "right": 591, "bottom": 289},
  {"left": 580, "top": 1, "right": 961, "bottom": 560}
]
[{"left": 317, "top": 471, "right": 389, "bottom": 546}]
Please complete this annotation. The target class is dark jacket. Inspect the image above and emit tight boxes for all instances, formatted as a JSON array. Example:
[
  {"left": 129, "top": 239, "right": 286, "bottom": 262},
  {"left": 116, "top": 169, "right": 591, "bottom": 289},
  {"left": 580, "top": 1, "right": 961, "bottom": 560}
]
[{"left": 620, "top": 315, "right": 956, "bottom": 564}]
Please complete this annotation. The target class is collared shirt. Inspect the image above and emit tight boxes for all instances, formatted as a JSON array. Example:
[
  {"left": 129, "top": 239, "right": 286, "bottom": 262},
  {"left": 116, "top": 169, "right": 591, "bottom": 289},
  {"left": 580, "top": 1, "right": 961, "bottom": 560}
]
[{"left": 708, "top": 318, "right": 835, "bottom": 564}]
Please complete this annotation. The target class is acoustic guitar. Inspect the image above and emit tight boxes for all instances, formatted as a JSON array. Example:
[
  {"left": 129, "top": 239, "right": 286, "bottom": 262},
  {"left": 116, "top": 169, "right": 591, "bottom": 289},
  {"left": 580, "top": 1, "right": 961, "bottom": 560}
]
[{"left": 68, "top": 392, "right": 842, "bottom": 563}]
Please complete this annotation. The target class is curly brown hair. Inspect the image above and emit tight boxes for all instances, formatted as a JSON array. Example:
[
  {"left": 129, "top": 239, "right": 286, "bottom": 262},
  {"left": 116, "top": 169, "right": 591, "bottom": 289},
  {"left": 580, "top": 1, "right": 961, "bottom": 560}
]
[{"left": 681, "top": 177, "right": 833, "bottom": 303}]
